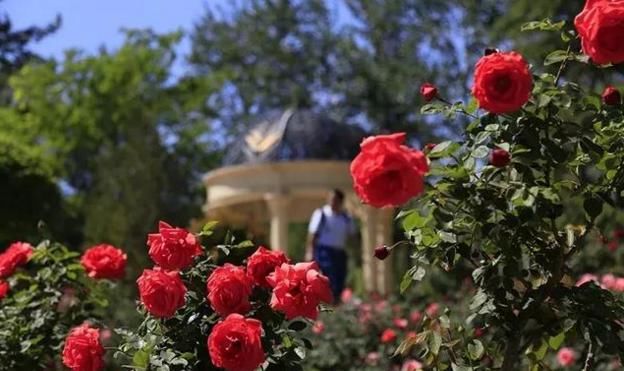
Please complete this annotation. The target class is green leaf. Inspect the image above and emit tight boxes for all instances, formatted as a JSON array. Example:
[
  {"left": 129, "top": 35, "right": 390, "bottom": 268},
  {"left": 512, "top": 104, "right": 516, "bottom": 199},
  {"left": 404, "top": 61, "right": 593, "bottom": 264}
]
[
  {"left": 451, "top": 364, "right": 474, "bottom": 371},
  {"left": 428, "top": 141, "right": 460, "bottom": 159},
  {"left": 438, "top": 231, "right": 457, "bottom": 243},
  {"left": 471, "top": 145, "right": 489, "bottom": 159},
  {"left": 198, "top": 220, "right": 219, "bottom": 236},
  {"left": 521, "top": 19, "right": 566, "bottom": 32},
  {"left": 548, "top": 332, "right": 565, "bottom": 350},
  {"left": 400, "top": 266, "right": 426, "bottom": 293},
  {"left": 402, "top": 210, "right": 430, "bottom": 231},
  {"left": 467, "top": 340, "right": 485, "bottom": 360},
  {"left": 429, "top": 331, "right": 442, "bottom": 355},
  {"left": 132, "top": 347, "right": 152, "bottom": 368},
  {"left": 421, "top": 102, "right": 447, "bottom": 115},
  {"left": 288, "top": 321, "right": 307, "bottom": 331},
  {"left": 583, "top": 194, "right": 603, "bottom": 220},
  {"left": 544, "top": 50, "right": 569, "bottom": 66},
  {"left": 294, "top": 347, "right": 306, "bottom": 360}
]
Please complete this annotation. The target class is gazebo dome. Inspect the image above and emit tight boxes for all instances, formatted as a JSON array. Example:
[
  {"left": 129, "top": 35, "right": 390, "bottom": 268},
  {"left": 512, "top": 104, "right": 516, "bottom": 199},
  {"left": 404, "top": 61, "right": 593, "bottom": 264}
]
[{"left": 223, "top": 109, "right": 366, "bottom": 165}]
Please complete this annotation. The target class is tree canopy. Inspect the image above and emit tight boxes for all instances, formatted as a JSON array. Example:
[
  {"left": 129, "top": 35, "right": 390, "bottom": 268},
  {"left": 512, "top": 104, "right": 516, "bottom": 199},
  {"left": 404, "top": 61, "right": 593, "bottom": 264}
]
[{"left": 2, "top": 31, "right": 220, "bottom": 263}]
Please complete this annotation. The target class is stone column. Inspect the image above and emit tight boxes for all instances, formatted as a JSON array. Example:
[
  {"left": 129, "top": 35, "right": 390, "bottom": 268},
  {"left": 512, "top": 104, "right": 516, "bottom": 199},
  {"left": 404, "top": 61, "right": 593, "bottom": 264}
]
[
  {"left": 265, "top": 193, "right": 290, "bottom": 252},
  {"left": 376, "top": 208, "right": 395, "bottom": 294},
  {"left": 358, "top": 205, "right": 395, "bottom": 295},
  {"left": 359, "top": 205, "right": 378, "bottom": 293}
]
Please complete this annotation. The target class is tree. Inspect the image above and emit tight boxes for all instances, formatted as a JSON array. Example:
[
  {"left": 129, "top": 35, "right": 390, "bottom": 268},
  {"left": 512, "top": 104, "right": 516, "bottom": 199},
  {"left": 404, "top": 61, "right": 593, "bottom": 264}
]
[
  {"left": 0, "top": 0, "right": 60, "bottom": 101},
  {"left": 190, "top": 0, "right": 336, "bottom": 139},
  {"left": 190, "top": 0, "right": 481, "bottom": 145},
  {"left": 1, "top": 30, "right": 220, "bottom": 264},
  {"left": 0, "top": 132, "right": 72, "bottom": 246}
]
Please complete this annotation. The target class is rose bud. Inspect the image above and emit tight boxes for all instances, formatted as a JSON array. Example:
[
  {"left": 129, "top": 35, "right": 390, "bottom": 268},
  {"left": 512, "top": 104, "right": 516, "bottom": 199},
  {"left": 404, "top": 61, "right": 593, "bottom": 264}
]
[
  {"left": 489, "top": 148, "right": 511, "bottom": 168},
  {"left": 602, "top": 86, "right": 621, "bottom": 106},
  {"left": 484, "top": 47, "right": 499, "bottom": 56},
  {"left": 424, "top": 143, "right": 437, "bottom": 152},
  {"left": 374, "top": 245, "right": 390, "bottom": 260},
  {"left": 420, "top": 83, "right": 438, "bottom": 102}
]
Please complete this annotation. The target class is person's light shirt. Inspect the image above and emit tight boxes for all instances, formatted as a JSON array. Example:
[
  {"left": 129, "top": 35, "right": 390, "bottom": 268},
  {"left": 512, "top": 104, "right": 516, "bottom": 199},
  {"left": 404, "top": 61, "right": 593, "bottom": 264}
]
[{"left": 308, "top": 205, "right": 356, "bottom": 249}]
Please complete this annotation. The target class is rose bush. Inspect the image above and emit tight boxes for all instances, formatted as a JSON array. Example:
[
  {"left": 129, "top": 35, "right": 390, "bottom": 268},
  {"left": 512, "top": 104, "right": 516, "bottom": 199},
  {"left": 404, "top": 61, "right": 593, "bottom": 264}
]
[
  {"left": 0, "top": 240, "right": 121, "bottom": 369},
  {"left": 351, "top": 2, "right": 624, "bottom": 369},
  {"left": 115, "top": 221, "right": 332, "bottom": 370}
]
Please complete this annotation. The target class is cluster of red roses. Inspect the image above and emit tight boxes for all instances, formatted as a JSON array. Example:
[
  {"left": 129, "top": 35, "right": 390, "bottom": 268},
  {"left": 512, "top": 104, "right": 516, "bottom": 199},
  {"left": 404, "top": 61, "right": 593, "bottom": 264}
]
[
  {"left": 62, "top": 245, "right": 126, "bottom": 370},
  {"left": 0, "top": 239, "right": 126, "bottom": 370},
  {"left": 0, "top": 242, "right": 34, "bottom": 299},
  {"left": 350, "top": 0, "right": 624, "bottom": 213},
  {"left": 137, "top": 222, "right": 332, "bottom": 371},
  {"left": 67, "top": 220, "right": 328, "bottom": 371}
]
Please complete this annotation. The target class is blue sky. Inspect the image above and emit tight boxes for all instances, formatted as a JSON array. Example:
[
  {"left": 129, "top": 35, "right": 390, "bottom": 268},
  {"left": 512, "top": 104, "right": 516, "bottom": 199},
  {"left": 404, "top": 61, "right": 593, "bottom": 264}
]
[
  {"left": 3, "top": 0, "right": 221, "bottom": 75},
  {"left": 3, "top": 0, "right": 352, "bottom": 75}
]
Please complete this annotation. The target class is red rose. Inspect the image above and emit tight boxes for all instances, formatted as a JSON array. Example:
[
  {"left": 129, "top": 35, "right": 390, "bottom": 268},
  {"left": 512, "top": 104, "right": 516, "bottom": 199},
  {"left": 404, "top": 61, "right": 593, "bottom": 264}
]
[
  {"left": 206, "top": 264, "right": 253, "bottom": 316},
  {"left": 393, "top": 318, "right": 408, "bottom": 329},
  {"left": 602, "top": 86, "right": 622, "bottom": 105},
  {"left": 608, "top": 240, "right": 619, "bottom": 252},
  {"left": 207, "top": 314, "right": 265, "bottom": 371},
  {"left": 557, "top": 347, "right": 577, "bottom": 367},
  {"left": 575, "top": 0, "right": 624, "bottom": 65},
  {"left": 472, "top": 51, "right": 532, "bottom": 114},
  {"left": 380, "top": 328, "right": 397, "bottom": 343},
  {"left": 489, "top": 148, "right": 511, "bottom": 167},
  {"left": 350, "top": 133, "right": 429, "bottom": 208},
  {"left": 474, "top": 327, "right": 485, "bottom": 338},
  {"left": 80, "top": 244, "right": 127, "bottom": 280},
  {"left": 425, "top": 302, "right": 440, "bottom": 317},
  {"left": 267, "top": 262, "right": 332, "bottom": 320},
  {"left": 0, "top": 241, "right": 34, "bottom": 278},
  {"left": 137, "top": 268, "right": 186, "bottom": 318},
  {"left": 340, "top": 288, "right": 353, "bottom": 303},
  {"left": 246, "top": 246, "right": 289, "bottom": 288},
  {"left": 312, "top": 320, "right": 325, "bottom": 334},
  {"left": 0, "top": 280, "right": 9, "bottom": 300},
  {"left": 147, "top": 221, "right": 202, "bottom": 270},
  {"left": 420, "top": 83, "right": 438, "bottom": 102},
  {"left": 62, "top": 324, "right": 105, "bottom": 371}
]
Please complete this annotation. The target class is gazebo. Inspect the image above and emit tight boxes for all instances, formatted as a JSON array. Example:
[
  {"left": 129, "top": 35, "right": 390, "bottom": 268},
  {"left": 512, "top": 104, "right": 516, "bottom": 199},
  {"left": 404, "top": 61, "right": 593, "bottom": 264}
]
[{"left": 202, "top": 109, "right": 395, "bottom": 293}]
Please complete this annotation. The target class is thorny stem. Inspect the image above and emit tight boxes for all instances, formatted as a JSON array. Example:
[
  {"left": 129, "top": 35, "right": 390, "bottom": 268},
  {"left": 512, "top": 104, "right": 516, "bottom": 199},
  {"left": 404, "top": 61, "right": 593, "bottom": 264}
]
[
  {"left": 554, "top": 44, "right": 572, "bottom": 86},
  {"left": 582, "top": 341, "right": 595, "bottom": 371},
  {"left": 436, "top": 96, "right": 479, "bottom": 119}
]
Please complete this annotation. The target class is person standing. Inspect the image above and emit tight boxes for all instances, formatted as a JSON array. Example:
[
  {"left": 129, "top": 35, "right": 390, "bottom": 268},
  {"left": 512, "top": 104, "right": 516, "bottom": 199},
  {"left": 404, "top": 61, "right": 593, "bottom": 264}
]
[{"left": 305, "top": 189, "right": 357, "bottom": 300}]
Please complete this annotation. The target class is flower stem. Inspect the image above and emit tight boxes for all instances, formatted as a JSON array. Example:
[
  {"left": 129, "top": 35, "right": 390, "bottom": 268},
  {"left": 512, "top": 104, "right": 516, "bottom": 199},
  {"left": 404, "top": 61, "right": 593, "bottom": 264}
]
[{"left": 554, "top": 44, "right": 572, "bottom": 86}]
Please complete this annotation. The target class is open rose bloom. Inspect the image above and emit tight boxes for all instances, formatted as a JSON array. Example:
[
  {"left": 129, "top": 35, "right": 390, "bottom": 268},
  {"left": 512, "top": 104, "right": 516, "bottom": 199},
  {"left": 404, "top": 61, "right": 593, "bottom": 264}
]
[
  {"left": 147, "top": 221, "right": 202, "bottom": 270},
  {"left": 0, "top": 242, "right": 34, "bottom": 278},
  {"left": 62, "top": 324, "right": 105, "bottom": 371},
  {"left": 80, "top": 244, "right": 127, "bottom": 279},
  {"left": 575, "top": 0, "right": 624, "bottom": 65},
  {"left": 267, "top": 262, "right": 333, "bottom": 320},
  {"left": 350, "top": 133, "right": 429, "bottom": 208}
]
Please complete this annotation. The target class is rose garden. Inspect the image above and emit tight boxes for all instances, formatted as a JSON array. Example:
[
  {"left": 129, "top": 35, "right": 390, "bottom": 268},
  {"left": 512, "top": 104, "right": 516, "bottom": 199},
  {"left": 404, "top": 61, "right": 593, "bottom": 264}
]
[{"left": 1, "top": 0, "right": 624, "bottom": 370}]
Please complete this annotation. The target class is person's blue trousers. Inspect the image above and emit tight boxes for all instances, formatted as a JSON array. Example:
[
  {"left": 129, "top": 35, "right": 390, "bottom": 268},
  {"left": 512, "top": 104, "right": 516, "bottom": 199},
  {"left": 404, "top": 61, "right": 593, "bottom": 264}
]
[{"left": 313, "top": 244, "right": 347, "bottom": 301}]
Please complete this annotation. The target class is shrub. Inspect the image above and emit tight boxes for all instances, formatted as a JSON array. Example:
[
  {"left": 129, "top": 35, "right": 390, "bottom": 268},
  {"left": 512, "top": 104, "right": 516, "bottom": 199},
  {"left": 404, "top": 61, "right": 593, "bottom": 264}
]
[
  {"left": 0, "top": 240, "right": 115, "bottom": 369},
  {"left": 114, "top": 222, "right": 332, "bottom": 371},
  {"left": 351, "top": 9, "right": 624, "bottom": 370}
]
